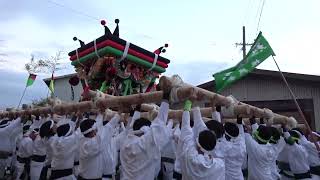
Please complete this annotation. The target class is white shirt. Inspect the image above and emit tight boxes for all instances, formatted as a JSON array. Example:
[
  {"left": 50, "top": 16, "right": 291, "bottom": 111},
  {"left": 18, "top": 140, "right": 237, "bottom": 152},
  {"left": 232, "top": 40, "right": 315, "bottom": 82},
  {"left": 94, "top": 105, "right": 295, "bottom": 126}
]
[
  {"left": 180, "top": 111, "right": 225, "bottom": 180},
  {"left": 32, "top": 135, "right": 46, "bottom": 156},
  {"left": 161, "top": 120, "right": 177, "bottom": 160},
  {"left": 101, "top": 114, "right": 120, "bottom": 175},
  {"left": 30, "top": 117, "right": 47, "bottom": 131},
  {"left": 270, "top": 135, "right": 287, "bottom": 180},
  {"left": 120, "top": 101, "right": 170, "bottom": 180},
  {"left": 0, "top": 118, "right": 22, "bottom": 152},
  {"left": 300, "top": 136, "right": 320, "bottom": 167},
  {"left": 224, "top": 125, "right": 247, "bottom": 180},
  {"left": 174, "top": 124, "right": 182, "bottom": 173},
  {"left": 245, "top": 131, "right": 274, "bottom": 180},
  {"left": 16, "top": 135, "right": 33, "bottom": 158},
  {"left": 51, "top": 133, "right": 77, "bottom": 170},
  {"left": 79, "top": 115, "right": 103, "bottom": 179},
  {"left": 288, "top": 143, "right": 310, "bottom": 174},
  {"left": 44, "top": 136, "right": 57, "bottom": 166}
]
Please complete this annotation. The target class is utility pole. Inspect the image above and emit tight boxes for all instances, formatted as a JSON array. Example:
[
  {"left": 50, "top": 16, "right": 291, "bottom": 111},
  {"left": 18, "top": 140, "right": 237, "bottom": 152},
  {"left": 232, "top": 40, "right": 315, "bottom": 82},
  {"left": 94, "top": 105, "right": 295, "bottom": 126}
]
[{"left": 235, "top": 26, "right": 253, "bottom": 59}]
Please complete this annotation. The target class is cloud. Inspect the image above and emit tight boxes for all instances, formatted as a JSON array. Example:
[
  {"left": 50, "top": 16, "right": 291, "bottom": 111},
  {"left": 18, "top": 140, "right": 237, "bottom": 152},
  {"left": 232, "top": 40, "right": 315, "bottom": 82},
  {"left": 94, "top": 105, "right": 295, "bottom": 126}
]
[
  {"left": 258, "top": 28, "right": 320, "bottom": 76},
  {"left": 0, "top": 69, "right": 48, "bottom": 109},
  {"left": 164, "top": 61, "right": 228, "bottom": 85}
]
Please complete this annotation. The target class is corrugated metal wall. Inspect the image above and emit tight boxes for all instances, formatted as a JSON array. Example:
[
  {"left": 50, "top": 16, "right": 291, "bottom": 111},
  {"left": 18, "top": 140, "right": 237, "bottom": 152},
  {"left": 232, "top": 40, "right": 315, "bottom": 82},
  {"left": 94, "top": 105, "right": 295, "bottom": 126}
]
[{"left": 219, "top": 76, "right": 320, "bottom": 130}]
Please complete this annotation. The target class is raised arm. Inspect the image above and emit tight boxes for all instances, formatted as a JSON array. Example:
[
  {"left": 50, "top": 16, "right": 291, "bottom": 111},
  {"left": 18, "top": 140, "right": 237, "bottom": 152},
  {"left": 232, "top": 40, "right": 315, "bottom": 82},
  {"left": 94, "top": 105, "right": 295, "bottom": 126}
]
[
  {"left": 80, "top": 135, "right": 101, "bottom": 159},
  {"left": 152, "top": 100, "right": 169, "bottom": 125},
  {"left": 102, "top": 114, "right": 120, "bottom": 142},
  {"left": 95, "top": 113, "right": 104, "bottom": 137},
  {"left": 212, "top": 106, "right": 222, "bottom": 123},
  {"left": 181, "top": 100, "right": 194, "bottom": 146},
  {"left": 249, "top": 117, "right": 259, "bottom": 132},
  {"left": 3, "top": 117, "right": 22, "bottom": 133},
  {"left": 192, "top": 106, "right": 207, "bottom": 138}
]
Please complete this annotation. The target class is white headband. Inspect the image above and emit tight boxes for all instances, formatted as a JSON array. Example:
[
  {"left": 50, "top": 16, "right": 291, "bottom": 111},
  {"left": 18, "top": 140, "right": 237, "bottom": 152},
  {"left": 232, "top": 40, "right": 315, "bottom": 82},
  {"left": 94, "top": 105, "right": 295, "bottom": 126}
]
[
  {"left": 225, "top": 131, "right": 237, "bottom": 139},
  {"left": 82, "top": 122, "right": 97, "bottom": 135},
  {"left": 196, "top": 137, "right": 211, "bottom": 155}
]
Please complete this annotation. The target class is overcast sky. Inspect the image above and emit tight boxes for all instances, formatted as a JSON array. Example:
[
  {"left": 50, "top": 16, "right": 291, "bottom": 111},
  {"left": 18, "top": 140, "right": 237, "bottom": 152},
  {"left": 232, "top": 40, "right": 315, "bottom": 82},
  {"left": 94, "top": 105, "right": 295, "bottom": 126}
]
[{"left": 1, "top": 0, "right": 320, "bottom": 108}]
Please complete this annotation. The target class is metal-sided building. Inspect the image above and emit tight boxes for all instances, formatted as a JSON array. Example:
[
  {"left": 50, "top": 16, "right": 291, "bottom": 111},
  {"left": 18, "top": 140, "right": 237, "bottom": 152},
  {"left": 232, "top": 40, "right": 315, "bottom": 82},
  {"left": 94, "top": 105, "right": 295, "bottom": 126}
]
[{"left": 198, "top": 69, "right": 320, "bottom": 130}]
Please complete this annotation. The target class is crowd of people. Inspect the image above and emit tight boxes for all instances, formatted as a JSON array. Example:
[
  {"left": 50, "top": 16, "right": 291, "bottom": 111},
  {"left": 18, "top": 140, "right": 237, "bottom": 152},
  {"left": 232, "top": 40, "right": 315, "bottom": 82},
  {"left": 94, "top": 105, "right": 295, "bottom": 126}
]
[{"left": 0, "top": 93, "right": 319, "bottom": 180}]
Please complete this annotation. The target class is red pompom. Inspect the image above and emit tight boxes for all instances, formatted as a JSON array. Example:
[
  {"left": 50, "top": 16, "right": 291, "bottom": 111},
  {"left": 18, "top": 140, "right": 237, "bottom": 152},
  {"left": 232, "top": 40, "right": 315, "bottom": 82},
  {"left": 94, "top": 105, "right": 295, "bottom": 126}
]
[
  {"left": 107, "top": 67, "right": 117, "bottom": 76},
  {"left": 100, "top": 20, "right": 106, "bottom": 26}
]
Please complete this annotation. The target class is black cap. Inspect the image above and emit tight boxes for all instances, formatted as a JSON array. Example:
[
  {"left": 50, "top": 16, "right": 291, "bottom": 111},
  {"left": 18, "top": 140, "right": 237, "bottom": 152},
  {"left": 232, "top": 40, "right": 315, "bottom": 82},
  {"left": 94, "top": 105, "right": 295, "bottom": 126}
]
[
  {"left": 224, "top": 122, "right": 239, "bottom": 138},
  {"left": 199, "top": 130, "right": 216, "bottom": 151},
  {"left": 205, "top": 120, "right": 225, "bottom": 139},
  {"left": 80, "top": 118, "right": 95, "bottom": 135},
  {"left": 133, "top": 118, "right": 151, "bottom": 131}
]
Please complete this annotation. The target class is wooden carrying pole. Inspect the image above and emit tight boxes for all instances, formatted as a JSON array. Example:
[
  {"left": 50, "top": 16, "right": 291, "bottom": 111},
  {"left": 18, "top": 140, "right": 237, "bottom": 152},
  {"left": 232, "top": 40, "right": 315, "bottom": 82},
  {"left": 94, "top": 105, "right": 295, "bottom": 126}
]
[{"left": 0, "top": 75, "right": 290, "bottom": 125}]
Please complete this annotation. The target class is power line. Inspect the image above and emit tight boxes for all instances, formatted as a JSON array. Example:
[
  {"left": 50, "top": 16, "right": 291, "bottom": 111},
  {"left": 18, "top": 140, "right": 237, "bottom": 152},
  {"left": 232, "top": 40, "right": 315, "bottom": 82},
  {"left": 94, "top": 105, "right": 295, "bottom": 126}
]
[
  {"left": 256, "top": 0, "right": 266, "bottom": 34},
  {"left": 242, "top": 0, "right": 253, "bottom": 25},
  {"left": 46, "top": 0, "right": 100, "bottom": 22},
  {"left": 45, "top": 0, "right": 164, "bottom": 43}
]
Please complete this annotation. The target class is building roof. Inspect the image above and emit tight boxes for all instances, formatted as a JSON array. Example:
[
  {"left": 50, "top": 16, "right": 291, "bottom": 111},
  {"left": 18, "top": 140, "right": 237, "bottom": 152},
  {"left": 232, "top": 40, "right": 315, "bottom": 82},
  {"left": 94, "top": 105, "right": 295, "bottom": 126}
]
[
  {"left": 198, "top": 68, "right": 320, "bottom": 89},
  {"left": 43, "top": 73, "right": 77, "bottom": 83}
]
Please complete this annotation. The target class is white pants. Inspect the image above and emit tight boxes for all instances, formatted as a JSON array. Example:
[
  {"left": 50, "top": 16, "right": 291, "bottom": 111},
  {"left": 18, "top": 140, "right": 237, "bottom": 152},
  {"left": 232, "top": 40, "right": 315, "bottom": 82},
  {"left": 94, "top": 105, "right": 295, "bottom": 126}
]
[
  {"left": 30, "top": 161, "right": 44, "bottom": 180},
  {"left": 73, "top": 165, "right": 79, "bottom": 177},
  {"left": 15, "top": 161, "right": 25, "bottom": 180},
  {"left": 0, "top": 159, "right": 6, "bottom": 178},
  {"left": 311, "top": 174, "right": 320, "bottom": 180},
  {"left": 162, "top": 162, "right": 174, "bottom": 180}
]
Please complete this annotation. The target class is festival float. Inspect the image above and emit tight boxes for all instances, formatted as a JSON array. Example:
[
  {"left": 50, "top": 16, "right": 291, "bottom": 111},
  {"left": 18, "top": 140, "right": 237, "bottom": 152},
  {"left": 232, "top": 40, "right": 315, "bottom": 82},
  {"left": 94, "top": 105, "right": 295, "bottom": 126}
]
[{"left": 68, "top": 19, "right": 170, "bottom": 99}]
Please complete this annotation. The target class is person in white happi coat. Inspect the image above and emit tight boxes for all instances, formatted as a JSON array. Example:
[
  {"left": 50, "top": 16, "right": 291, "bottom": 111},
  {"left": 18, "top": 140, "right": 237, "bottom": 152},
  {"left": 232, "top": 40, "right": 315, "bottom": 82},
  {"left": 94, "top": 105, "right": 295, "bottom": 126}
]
[
  {"left": 8, "top": 119, "right": 23, "bottom": 176},
  {"left": 287, "top": 129, "right": 312, "bottom": 180},
  {"left": 222, "top": 116, "right": 247, "bottom": 180},
  {"left": 245, "top": 117, "right": 274, "bottom": 180},
  {"left": 277, "top": 140, "right": 295, "bottom": 180},
  {"left": 179, "top": 100, "right": 225, "bottom": 180},
  {"left": 30, "top": 120, "right": 55, "bottom": 180},
  {"left": 50, "top": 118, "right": 77, "bottom": 180},
  {"left": 40, "top": 119, "right": 57, "bottom": 179},
  {"left": 206, "top": 106, "right": 247, "bottom": 180},
  {"left": 101, "top": 113, "right": 122, "bottom": 180},
  {"left": 78, "top": 113, "right": 103, "bottom": 179},
  {"left": 71, "top": 114, "right": 82, "bottom": 177},
  {"left": 15, "top": 123, "right": 33, "bottom": 180},
  {"left": 205, "top": 107, "right": 225, "bottom": 159},
  {"left": 173, "top": 123, "right": 182, "bottom": 180},
  {"left": 0, "top": 117, "right": 23, "bottom": 178},
  {"left": 120, "top": 94, "right": 170, "bottom": 180},
  {"left": 268, "top": 126, "right": 287, "bottom": 180},
  {"left": 160, "top": 119, "right": 179, "bottom": 180},
  {"left": 306, "top": 131, "right": 320, "bottom": 180}
]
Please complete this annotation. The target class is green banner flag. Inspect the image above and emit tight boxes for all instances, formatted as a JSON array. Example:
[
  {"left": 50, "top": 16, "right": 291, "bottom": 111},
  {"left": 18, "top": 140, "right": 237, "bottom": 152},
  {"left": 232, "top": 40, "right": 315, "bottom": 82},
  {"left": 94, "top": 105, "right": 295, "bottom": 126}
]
[
  {"left": 26, "top": 74, "right": 37, "bottom": 87},
  {"left": 214, "top": 32, "right": 275, "bottom": 92}
]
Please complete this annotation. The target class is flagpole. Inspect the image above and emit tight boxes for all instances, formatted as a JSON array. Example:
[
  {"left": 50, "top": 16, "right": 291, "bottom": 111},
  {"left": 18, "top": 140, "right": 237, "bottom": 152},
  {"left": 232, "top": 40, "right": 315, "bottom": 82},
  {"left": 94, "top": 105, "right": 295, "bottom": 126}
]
[
  {"left": 271, "top": 56, "right": 320, "bottom": 151},
  {"left": 17, "top": 86, "right": 27, "bottom": 109}
]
